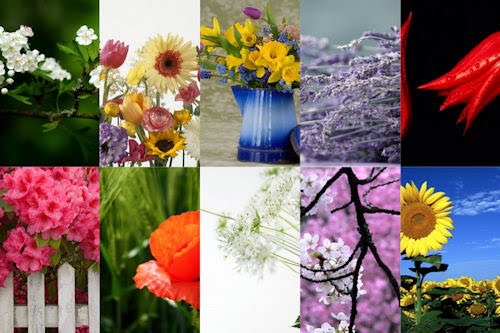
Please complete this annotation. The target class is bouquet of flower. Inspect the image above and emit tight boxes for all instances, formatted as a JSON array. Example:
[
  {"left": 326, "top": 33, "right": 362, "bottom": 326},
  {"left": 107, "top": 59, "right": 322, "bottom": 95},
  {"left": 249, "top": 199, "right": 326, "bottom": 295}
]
[
  {"left": 97, "top": 34, "right": 200, "bottom": 167},
  {"left": 0, "top": 167, "right": 99, "bottom": 333},
  {"left": 200, "top": 4, "right": 300, "bottom": 91}
]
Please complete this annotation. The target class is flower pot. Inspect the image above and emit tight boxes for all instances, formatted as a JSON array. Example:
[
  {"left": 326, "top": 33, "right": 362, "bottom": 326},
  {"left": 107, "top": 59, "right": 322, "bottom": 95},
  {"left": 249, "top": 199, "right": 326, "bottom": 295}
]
[{"left": 231, "top": 86, "right": 299, "bottom": 164}]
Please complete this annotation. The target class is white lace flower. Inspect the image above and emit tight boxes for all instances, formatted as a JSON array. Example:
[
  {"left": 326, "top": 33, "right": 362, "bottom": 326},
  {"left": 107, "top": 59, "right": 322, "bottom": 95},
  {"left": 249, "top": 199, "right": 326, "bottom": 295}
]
[
  {"left": 183, "top": 115, "right": 200, "bottom": 161},
  {"left": 75, "top": 25, "right": 97, "bottom": 46}
]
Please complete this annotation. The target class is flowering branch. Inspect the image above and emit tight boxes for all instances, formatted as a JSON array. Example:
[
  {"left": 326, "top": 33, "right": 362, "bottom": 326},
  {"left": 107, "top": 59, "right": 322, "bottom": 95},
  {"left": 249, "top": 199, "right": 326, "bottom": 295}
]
[{"left": 301, "top": 167, "right": 400, "bottom": 333}]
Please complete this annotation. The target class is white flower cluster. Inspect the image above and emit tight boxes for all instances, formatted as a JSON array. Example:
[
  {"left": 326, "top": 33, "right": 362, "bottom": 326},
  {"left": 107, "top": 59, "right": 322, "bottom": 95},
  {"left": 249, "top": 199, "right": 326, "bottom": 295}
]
[
  {"left": 301, "top": 173, "right": 334, "bottom": 216},
  {"left": 216, "top": 168, "right": 300, "bottom": 277},
  {"left": 301, "top": 234, "right": 365, "bottom": 332},
  {"left": 0, "top": 25, "right": 71, "bottom": 93},
  {"left": 301, "top": 233, "right": 365, "bottom": 304},
  {"left": 306, "top": 312, "right": 353, "bottom": 333}
]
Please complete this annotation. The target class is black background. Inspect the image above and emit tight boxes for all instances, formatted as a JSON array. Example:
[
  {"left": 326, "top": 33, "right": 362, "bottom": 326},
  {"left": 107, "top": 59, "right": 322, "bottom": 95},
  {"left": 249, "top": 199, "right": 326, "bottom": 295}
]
[{"left": 402, "top": 0, "right": 500, "bottom": 165}]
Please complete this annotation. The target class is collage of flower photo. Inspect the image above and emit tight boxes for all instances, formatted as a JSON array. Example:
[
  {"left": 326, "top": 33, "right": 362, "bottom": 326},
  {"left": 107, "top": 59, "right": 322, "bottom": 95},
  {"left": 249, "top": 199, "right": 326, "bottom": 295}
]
[{"left": 1, "top": 0, "right": 499, "bottom": 332}]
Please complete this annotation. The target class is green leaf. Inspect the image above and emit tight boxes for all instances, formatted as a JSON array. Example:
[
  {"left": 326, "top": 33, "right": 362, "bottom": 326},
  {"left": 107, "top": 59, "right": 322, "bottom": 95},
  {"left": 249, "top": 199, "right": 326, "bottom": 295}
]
[
  {"left": 266, "top": 3, "right": 279, "bottom": 38},
  {"left": 36, "top": 234, "right": 50, "bottom": 248},
  {"left": 8, "top": 93, "right": 32, "bottom": 105},
  {"left": 57, "top": 42, "right": 78, "bottom": 56},
  {"left": 233, "top": 26, "right": 245, "bottom": 49},
  {"left": 49, "top": 238, "right": 61, "bottom": 250},
  {"left": 31, "top": 69, "right": 54, "bottom": 82},
  {"left": 292, "top": 315, "right": 300, "bottom": 328},
  {"left": 50, "top": 250, "right": 61, "bottom": 266},
  {"left": 193, "top": 106, "right": 200, "bottom": 116},
  {"left": 413, "top": 254, "right": 443, "bottom": 268},
  {"left": 87, "top": 41, "right": 99, "bottom": 62},
  {"left": 442, "top": 316, "right": 492, "bottom": 328},
  {"left": 77, "top": 43, "right": 90, "bottom": 62},
  {"left": 409, "top": 263, "right": 448, "bottom": 277},
  {"left": 42, "top": 120, "right": 61, "bottom": 133},
  {"left": 409, "top": 310, "right": 444, "bottom": 333}
]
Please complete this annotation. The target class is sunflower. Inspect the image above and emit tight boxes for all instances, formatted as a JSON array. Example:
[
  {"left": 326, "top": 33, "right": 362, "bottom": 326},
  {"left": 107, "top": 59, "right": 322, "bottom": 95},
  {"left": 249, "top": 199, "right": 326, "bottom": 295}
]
[
  {"left": 145, "top": 129, "right": 186, "bottom": 159},
  {"left": 492, "top": 277, "right": 500, "bottom": 296},
  {"left": 141, "top": 34, "right": 197, "bottom": 93},
  {"left": 401, "top": 181, "right": 454, "bottom": 257},
  {"left": 467, "top": 302, "right": 487, "bottom": 317}
]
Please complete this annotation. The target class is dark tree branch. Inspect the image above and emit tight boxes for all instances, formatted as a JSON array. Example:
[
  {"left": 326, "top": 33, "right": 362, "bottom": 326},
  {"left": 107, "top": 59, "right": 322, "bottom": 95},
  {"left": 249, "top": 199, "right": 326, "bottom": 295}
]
[
  {"left": 301, "top": 167, "right": 400, "bottom": 333},
  {"left": 0, "top": 109, "right": 99, "bottom": 120},
  {"left": 330, "top": 200, "right": 353, "bottom": 214},
  {"left": 301, "top": 167, "right": 348, "bottom": 217},
  {"left": 363, "top": 178, "right": 400, "bottom": 208}
]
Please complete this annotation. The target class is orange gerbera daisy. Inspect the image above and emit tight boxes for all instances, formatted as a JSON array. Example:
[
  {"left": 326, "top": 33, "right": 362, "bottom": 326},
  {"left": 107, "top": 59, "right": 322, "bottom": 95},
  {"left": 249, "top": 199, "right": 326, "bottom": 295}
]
[{"left": 133, "top": 211, "right": 200, "bottom": 309}]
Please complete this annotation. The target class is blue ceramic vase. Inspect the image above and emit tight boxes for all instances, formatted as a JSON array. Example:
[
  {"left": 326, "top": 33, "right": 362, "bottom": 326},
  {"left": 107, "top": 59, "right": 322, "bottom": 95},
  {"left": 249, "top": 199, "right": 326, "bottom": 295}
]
[{"left": 231, "top": 86, "right": 298, "bottom": 163}]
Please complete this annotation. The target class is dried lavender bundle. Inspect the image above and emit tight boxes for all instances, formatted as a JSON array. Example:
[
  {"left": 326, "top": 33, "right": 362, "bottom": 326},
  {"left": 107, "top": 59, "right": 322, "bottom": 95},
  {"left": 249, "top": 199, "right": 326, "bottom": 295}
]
[{"left": 301, "top": 28, "right": 401, "bottom": 164}]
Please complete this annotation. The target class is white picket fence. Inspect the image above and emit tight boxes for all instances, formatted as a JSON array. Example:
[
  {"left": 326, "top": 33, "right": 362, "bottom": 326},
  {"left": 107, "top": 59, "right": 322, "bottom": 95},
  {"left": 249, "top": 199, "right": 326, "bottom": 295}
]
[{"left": 0, "top": 263, "right": 99, "bottom": 333}]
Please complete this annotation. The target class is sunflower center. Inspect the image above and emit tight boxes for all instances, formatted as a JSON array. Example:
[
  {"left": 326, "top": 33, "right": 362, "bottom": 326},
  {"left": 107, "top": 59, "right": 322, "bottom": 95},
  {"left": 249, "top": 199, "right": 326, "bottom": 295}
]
[
  {"left": 401, "top": 202, "right": 436, "bottom": 239},
  {"left": 156, "top": 139, "right": 174, "bottom": 152},
  {"left": 155, "top": 50, "right": 183, "bottom": 77}
]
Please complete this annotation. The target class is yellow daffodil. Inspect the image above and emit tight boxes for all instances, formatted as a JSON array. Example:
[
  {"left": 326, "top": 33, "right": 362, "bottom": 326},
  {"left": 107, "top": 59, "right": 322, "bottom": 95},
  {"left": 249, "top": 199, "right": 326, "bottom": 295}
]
[
  {"left": 201, "top": 17, "right": 221, "bottom": 51},
  {"left": 243, "top": 50, "right": 266, "bottom": 78},
  {"left": 226, "top": 54, "right": 245, "bottom": 70},
  {"left": 257, "top": 41, "right": 291, "bottom": 70},
  {"left": 268, "top": 55, "right": 295, "bottom": 83},
  {"left": 280, "top": 61, "right": 300, "bottom": 85}
]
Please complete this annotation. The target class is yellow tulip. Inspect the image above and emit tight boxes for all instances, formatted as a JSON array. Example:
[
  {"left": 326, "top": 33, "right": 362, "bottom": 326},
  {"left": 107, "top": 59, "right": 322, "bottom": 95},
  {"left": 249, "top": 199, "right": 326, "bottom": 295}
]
[{"left": 119, "top": 92, "right": 152, "bottom": 125}]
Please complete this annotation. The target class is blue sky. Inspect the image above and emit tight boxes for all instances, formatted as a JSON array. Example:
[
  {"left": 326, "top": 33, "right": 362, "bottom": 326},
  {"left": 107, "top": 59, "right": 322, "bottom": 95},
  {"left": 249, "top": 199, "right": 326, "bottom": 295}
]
[{"left": 401, "top": 167, "right": 500, "bottom": 282}]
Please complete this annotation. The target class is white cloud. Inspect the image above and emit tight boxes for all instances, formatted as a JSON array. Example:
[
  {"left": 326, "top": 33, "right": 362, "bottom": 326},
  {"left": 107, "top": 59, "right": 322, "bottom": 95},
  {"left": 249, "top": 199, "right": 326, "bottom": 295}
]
[
  {"left": 473, "top": 238, "right": 500, "bottom": 250},
  {"left": 453, "top": 189, "right": 500, "bottom": 216}
]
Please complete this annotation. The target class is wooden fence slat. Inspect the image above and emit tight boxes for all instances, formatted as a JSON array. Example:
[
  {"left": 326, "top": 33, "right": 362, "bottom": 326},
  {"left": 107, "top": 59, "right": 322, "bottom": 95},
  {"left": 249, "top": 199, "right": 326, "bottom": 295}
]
[
  {"left": 13, "top": 304, "right": 89, "bottom": 327},
  {"left": 88, "top": 266, "right": 100, "bottom": 333},
  {"left": 0, "top": 272, "right": 14, "bottom": 333},
  {"left": 58, "top": 263, "right": 75, "bottom": 332},
  {"left": 28, "top": 272, "right": 45, "bottom": 333},
  {"left": 2, "top": 266, "right": 98, "bottom": 330}
]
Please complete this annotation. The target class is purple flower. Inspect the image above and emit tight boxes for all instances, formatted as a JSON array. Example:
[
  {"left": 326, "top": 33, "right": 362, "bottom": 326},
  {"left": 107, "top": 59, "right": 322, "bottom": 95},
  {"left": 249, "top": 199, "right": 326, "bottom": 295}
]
[
  {"left": 243, "top": 7, "right": 262, "bottom": 20},
  {"left": 99, "top": 122, "right": 128, "bottom": 166}
]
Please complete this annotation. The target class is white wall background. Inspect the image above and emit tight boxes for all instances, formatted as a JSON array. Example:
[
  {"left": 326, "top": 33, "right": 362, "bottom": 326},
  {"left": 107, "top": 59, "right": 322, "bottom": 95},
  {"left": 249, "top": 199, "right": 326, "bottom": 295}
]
[
  {"left": 99, "top": 0, "right": 200, "bottom": 167},
  {"left": 201, "top": 167, "right": 300, "bottom": 333}
]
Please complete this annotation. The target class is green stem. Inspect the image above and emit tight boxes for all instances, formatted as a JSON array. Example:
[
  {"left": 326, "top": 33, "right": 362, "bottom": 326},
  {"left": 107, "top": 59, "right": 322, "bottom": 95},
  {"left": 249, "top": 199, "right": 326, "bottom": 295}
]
[
  {"left": 278, "top": 214, "right": 299, "bottom": 232},
  {"left": 102, "top": 68, "right": 110, "bottom": 104},
  {"left": 260, "top": 225, "right": 298, "bottom": 241},
  {"left": 200, "top": 209, "right": 236, "bottom": 221},
  {"left": 414, "top": 260, "right": 423, "bottom": 325}
]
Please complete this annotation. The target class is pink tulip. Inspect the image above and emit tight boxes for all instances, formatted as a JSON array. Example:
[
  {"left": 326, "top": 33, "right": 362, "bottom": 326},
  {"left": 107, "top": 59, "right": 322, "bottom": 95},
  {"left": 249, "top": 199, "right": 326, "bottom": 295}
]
[
  {"left": 100, "top": 39, "right": 129, "bottom": 69},
  {"left": 142, "top": 107, "right": 174, "bottom": 132}
]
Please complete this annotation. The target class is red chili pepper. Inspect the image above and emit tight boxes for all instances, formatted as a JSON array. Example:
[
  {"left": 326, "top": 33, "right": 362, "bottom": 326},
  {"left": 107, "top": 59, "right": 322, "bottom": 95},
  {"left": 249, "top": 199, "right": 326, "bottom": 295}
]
[
  {"left": 419, "top": 32, "right": 500, "bottom": 90},
  {"left": 462, "top": 62, "right": 500, "bottom": 133},
  {"left": 439, "top": 69, "right": 490, "bottom": 111},
  {"left": 400, "top": 12, "right": 412, "bottom": 139}
]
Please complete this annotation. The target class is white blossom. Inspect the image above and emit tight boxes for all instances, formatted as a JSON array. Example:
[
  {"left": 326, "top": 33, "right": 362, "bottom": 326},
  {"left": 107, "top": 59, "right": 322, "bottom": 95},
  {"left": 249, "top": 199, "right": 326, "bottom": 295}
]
[
  {"left": 183, "top": 115, "right": 200, "bottom": 161},
  {"left": 75, "top": 25, "right": 97, "bottom": 46}
]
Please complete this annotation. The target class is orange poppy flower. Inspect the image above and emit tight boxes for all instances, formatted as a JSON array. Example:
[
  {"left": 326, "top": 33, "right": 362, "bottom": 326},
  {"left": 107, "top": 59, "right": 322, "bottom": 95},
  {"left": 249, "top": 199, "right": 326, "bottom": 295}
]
[{"left": 133, "top": 211, "right": 200, "bottom": 309}]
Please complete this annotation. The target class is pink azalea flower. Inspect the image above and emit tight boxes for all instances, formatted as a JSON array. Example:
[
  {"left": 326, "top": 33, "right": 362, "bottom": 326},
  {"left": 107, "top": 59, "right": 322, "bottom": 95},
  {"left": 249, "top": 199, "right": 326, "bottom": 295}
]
[
  {"left": 0, "top": 249, "right": 12, "bottom": 287},
  {"left": 100, "top": 39, "right": 129, "bottom": 69},
  {"left": 3, "top": 226, "right": 54, "bottom": 274},
  {"left": 175, "top": 81, "right": 200, "bottom": 105},
  {"left": 141, "top": 106, "right": 174, "bottom": 132}
]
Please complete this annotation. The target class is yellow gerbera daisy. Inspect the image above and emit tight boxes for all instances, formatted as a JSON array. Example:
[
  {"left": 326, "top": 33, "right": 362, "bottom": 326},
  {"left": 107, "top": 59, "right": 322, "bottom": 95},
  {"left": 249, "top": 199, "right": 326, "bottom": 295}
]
[
  {"left": 141, "top": 34, "right": 197, "bottom": 94},
  {"left": 145, "top": 129, "right": 186, "bottom": 159},
  {"left": 401, "top": 181, "right": 454, "bottom": 257}
]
